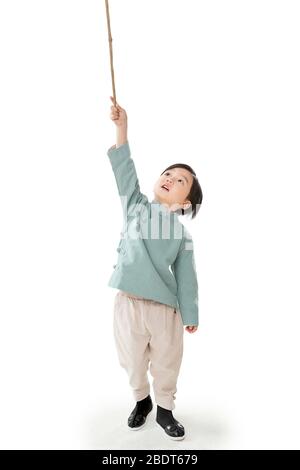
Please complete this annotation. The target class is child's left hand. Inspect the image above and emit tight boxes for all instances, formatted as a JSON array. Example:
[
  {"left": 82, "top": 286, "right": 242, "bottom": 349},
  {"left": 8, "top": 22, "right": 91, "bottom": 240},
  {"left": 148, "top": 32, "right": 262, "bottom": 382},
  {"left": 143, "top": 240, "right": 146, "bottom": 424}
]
[{"left": 185, "top": 326, "right": 198, "bottom": 333}]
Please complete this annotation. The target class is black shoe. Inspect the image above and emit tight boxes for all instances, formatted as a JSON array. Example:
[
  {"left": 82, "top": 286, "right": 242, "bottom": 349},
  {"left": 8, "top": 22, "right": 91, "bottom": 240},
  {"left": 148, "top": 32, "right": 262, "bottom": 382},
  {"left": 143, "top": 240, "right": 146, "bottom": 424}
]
[
  {"left": 156, "top": 405, "right": 185, "bottom": 440},
  {"left": 128, "top": 395, "right": 153, "bottom": 430}
]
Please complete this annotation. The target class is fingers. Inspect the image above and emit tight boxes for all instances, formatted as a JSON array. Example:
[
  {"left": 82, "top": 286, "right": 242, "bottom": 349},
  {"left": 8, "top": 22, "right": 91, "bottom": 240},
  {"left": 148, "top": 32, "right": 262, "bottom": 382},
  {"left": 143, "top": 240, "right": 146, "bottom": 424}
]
[
  {"left": 110, "top": 107, "right": 120, "bottom": 114},
  {"left": 185, "top": 326, "right": 198, "bottom": 333},
  {"left": 110, "top": 96, "right": 120, "bottom": 120},
  {"left": 110, "top": 106, "right": 121, "bottom": 120},
  {"left": 110, "top": 112, "right": 119, "bottom": 121},
  {"left": 110, "top": 96, "right": 121, "bottom": 110},
  {"left": 109, "top": 96, "right": 127, "bottom": 123}
]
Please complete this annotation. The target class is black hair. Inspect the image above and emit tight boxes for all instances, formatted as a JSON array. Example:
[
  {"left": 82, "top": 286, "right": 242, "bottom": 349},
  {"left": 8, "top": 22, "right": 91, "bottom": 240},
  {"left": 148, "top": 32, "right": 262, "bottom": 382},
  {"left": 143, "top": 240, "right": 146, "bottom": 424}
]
[{"left": 160, "top": 163, "right": 203, "bottom": 219}]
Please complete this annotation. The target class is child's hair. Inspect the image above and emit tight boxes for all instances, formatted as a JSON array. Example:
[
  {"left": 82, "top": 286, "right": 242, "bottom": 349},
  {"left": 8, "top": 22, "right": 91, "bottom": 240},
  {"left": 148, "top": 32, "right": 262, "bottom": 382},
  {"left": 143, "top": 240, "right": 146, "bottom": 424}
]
[{"left": 160, "top": 163, "right": 203, "bottom": 219}]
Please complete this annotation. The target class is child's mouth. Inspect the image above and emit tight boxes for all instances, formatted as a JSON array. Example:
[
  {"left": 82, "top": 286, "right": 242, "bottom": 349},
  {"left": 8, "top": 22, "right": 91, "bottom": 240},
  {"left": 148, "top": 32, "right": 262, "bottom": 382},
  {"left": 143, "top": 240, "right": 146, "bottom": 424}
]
[{"left": 161, "top": 185, "right": 170, "bottom": 192}]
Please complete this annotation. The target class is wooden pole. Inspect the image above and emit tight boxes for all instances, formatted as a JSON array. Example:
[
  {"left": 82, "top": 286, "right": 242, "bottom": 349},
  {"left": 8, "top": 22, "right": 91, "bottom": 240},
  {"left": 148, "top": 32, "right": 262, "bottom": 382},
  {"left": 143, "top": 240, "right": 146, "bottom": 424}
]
[{"left": 105, "top": 0, "right": 117, "bottom": 107}]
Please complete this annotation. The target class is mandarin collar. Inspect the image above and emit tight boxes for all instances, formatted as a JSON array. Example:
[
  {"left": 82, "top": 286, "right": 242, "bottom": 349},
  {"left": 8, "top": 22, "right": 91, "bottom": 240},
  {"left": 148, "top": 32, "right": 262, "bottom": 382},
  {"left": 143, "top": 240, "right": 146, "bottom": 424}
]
[{"left": 150, "top": 198, "right": 181, "bottom": 219}]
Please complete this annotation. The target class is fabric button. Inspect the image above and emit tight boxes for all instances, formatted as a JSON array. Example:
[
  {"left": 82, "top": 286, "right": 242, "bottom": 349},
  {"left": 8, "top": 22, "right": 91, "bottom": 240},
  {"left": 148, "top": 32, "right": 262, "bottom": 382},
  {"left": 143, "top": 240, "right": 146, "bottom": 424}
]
[
  {"left": 116, "top": 247, "right": 121, "bottom": 253},
  {"left": 113, "top": 264, "right": 117, "bottom": 269}
]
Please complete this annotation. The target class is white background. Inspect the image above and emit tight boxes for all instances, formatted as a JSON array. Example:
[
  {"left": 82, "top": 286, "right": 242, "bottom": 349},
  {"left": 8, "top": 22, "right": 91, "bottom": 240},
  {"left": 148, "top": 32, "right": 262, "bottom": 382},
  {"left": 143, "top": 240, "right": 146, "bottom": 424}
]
[{"left": 0, "top": 0, "right": 299, "bottom": 450}]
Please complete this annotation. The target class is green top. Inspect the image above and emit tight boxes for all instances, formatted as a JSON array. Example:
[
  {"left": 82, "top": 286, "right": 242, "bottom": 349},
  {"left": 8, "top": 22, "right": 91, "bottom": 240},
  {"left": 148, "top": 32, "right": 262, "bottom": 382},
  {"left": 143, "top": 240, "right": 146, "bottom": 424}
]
[{"left": 107, "top": 141, "right": 199, "bottom": 326}]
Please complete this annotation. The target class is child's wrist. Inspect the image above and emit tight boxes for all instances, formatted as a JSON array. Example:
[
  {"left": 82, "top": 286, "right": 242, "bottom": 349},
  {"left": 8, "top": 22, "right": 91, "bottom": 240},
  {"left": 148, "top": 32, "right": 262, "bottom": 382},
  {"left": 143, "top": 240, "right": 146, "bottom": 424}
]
[{"left": 116, "top": 126, "right": 128, "bottom": 147}]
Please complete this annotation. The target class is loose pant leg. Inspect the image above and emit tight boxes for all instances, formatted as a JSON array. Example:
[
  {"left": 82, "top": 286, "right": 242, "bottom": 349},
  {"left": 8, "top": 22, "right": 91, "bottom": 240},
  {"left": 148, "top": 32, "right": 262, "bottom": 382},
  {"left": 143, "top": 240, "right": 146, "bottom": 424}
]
[
  {"left": 113, "top": 291, "right": 151, "bottom": 402},
  {"left": 146, "top": 303, "right": 184, "bottom": 411}
]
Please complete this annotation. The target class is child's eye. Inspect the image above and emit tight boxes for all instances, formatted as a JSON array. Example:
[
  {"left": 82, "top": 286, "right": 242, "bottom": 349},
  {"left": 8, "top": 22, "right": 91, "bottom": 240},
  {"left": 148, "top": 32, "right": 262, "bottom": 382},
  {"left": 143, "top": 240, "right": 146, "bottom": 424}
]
[{"left": 164, "top": 172, "right": 184, "bottom": 184}]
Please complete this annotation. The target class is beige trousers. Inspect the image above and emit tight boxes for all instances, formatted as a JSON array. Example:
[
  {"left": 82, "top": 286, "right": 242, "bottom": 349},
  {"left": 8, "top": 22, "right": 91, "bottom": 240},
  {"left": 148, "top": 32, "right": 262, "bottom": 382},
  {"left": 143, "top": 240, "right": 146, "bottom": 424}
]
[{"left": 113, "top": 290, "right": 184, "bottom": 411}]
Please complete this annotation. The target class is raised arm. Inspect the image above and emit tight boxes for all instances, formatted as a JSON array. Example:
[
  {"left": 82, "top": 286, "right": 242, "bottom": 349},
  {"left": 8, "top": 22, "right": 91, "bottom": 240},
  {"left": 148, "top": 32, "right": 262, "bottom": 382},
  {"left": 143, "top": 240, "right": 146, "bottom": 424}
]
[
  {"left": 109, "top": 96, "right": 128, "bottom": 148},
  {"left": 108, "top": 97, "right": 148, "bottom": 218}
]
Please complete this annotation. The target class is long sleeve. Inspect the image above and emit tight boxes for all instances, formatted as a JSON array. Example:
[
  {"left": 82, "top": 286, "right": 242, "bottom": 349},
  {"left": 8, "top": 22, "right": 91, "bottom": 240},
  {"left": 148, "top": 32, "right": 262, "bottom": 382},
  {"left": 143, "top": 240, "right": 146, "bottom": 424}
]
[
  {"left": 107, "top": 141, "right": 148, "bottom": 218},
  {"left": 172, "top": 234, "right": 199, "bottom": 326}
]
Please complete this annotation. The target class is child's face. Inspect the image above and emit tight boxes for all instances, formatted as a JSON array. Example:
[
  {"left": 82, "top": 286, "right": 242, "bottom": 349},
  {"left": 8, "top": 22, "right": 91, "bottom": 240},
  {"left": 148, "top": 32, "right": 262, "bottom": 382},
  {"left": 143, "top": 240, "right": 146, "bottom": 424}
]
[{"left": 153, "top": 167, "right": 193, "bottom": 211}]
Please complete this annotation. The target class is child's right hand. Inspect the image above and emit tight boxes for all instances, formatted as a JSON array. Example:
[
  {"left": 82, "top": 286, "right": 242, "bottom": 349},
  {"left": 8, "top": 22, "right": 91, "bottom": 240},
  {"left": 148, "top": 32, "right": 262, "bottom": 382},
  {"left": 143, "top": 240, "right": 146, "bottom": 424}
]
[
  {"left": 109, "top": 96, "right": 127, "bottom": 128},
  {"left": 185, "top": 326, "right": 198, "bottom": 333}
]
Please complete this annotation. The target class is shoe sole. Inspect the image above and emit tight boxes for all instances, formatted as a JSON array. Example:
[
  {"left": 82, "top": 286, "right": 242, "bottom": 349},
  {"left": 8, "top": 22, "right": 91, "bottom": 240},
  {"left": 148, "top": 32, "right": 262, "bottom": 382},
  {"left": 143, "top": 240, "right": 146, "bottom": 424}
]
[
  {"left": 127, "top": 407, "right": 153, "bottom": 431},
  {"left": 155, "top": 421, "right": 186, "bottom": 441}
]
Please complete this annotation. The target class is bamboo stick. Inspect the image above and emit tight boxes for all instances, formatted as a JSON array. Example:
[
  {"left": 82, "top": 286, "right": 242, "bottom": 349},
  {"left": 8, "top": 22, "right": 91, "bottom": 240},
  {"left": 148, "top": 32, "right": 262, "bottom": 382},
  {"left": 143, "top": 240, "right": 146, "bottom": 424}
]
[{"left": 105, "top": 0, "right": 117, "bottom": 107}]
